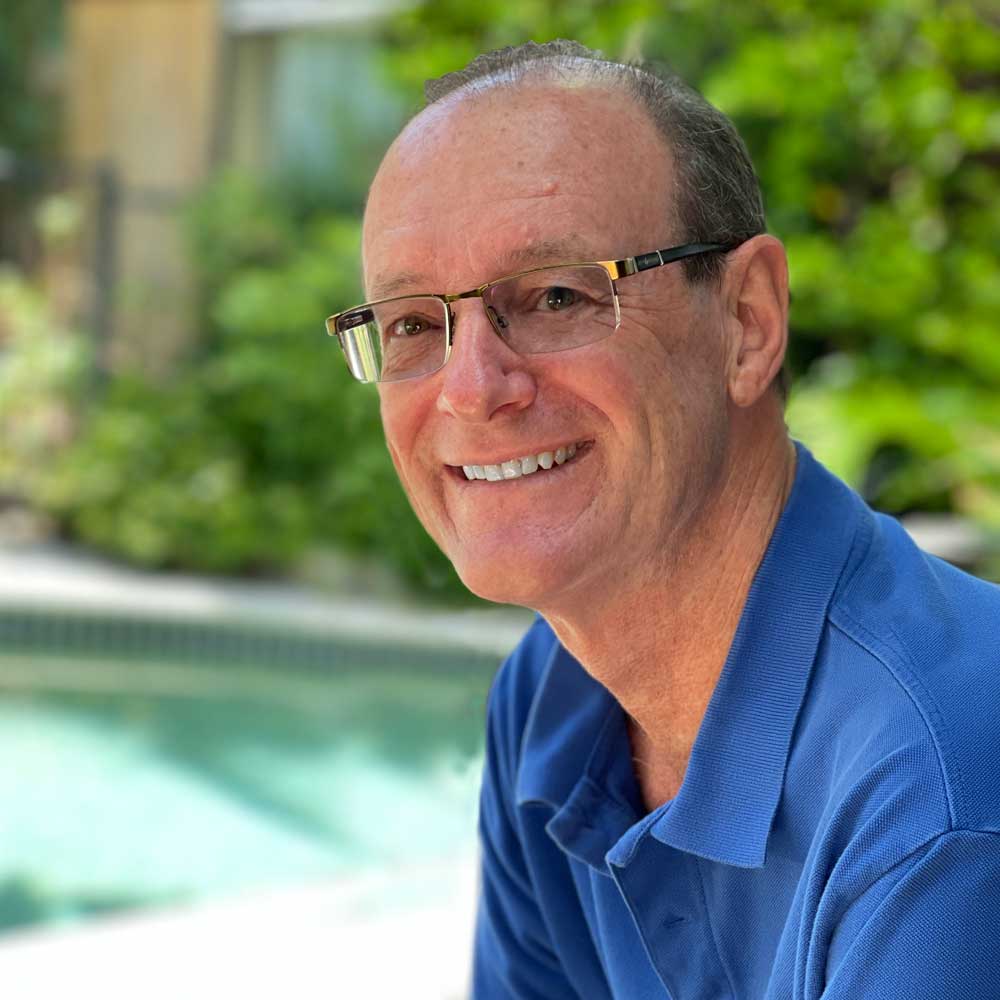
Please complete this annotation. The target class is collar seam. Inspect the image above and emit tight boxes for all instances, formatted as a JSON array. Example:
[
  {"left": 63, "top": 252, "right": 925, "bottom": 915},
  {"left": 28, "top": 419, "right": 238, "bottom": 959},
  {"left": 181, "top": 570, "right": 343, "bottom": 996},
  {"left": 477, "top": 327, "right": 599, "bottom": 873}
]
[{"left": 830, "top": 495, "right": 875, "bottom": 604}]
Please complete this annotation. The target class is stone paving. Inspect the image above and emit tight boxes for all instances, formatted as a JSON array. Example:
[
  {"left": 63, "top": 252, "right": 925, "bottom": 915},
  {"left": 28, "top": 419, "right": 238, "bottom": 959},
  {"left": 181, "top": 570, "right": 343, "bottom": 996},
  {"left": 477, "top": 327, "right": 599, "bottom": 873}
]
[{"left": 0, "top": 539, "right": 533, "bottom": 657}]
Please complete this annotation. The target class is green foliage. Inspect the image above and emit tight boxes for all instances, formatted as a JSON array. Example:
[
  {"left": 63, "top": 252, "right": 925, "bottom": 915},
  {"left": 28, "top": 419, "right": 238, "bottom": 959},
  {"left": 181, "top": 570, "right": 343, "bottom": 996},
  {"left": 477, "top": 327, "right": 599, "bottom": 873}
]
[
  {"left": 0, "top": 270, "right": 90, "bottom": 499},
  {"left": 13, "top": 1, "right": 998, "bottom": 592},
  {"left": 705, "top": 1, "right": 1000, "bottom": 531},
  {"left": 378, "top": 0, "right": 1000, "bottom": 556},
  {"left": 0, "top": 0, "right": 63, "bottom": 155},
  {"left": 36, "top": 175, "right": 463, "bottom": 595}
]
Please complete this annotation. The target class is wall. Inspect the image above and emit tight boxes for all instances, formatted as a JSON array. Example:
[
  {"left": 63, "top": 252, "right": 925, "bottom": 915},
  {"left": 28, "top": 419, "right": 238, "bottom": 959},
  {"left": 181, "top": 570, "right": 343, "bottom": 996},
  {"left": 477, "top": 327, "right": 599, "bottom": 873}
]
[{"left": 66, "top": 0, "right": 221, "bottom": 374}]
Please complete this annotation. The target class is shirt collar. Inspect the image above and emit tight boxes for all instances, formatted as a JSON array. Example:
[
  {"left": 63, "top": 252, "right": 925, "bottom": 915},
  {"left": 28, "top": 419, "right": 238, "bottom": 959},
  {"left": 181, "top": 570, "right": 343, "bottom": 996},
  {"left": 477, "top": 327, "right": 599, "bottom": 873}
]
[{"left": 515, "top": 442, "right": 866, "bottom": 869}]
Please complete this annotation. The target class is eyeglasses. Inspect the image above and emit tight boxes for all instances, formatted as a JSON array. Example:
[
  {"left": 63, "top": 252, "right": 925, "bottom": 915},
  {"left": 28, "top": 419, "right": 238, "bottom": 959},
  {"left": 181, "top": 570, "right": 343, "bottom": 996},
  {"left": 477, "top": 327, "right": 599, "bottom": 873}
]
[{"left": 326, "top": 241, "right": 734, "bottom": 384}]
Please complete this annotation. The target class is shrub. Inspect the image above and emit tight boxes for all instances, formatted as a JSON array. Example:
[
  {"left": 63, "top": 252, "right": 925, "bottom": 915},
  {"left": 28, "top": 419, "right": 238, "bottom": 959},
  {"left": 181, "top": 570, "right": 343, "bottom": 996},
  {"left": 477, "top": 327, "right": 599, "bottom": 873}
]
[{"left": 36, "top": 176, "right": 467, "bottom": 597}]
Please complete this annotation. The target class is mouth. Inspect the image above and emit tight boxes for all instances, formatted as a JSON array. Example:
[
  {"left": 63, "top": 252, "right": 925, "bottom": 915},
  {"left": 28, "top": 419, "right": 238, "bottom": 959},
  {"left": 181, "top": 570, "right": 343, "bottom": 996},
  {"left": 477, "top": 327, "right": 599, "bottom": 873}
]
[{"left": 448, "top": 440, "right": 592, "bottom": 483}]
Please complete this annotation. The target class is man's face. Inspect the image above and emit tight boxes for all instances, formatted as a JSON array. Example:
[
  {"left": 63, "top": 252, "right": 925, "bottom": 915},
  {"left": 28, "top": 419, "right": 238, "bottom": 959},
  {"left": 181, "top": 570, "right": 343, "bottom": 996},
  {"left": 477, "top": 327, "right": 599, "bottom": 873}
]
[{"left": 363, "top": 85, "right": 733, "bottom": 610}]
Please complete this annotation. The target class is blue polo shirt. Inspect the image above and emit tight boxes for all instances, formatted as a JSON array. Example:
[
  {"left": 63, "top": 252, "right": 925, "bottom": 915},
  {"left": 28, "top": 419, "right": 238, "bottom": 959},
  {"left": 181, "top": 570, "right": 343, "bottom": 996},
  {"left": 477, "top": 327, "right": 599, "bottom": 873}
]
[{"left": 472, "top": 442, "right": 1000, "bottom": 999}]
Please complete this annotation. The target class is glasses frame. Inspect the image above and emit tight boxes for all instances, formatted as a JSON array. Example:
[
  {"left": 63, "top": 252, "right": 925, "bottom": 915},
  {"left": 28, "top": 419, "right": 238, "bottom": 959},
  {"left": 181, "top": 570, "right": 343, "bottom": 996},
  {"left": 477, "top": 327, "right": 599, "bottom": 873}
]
[{"left": 326, "top": 241, "right": 734, "bottom": 383}]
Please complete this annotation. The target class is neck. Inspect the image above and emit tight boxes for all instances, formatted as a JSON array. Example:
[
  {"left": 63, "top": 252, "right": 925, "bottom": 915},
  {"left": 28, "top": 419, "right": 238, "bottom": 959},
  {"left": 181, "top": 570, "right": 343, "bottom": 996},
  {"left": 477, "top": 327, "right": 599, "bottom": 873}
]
[{"left": 542, "top": 421, "right": 797, "bottom": 806}]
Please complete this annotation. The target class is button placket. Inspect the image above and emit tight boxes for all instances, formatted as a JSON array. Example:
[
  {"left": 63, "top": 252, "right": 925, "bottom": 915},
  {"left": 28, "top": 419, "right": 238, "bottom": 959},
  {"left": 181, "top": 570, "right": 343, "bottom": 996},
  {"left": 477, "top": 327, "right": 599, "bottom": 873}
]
[{"left": 609, "top": 834, "right": 733, "bottom": 1000}]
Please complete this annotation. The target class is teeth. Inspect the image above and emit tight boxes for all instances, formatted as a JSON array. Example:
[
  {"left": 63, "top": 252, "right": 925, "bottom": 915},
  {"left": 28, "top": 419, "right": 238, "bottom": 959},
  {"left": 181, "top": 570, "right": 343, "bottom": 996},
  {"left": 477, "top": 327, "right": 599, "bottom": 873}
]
[{"left": 460, "top": 443, "right": 583, "bottom": 482}]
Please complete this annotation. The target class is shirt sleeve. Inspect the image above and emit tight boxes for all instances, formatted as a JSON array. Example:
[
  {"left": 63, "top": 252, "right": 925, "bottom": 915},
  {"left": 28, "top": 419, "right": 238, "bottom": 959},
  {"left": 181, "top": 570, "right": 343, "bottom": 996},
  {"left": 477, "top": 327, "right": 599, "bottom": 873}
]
[
  {"left": 821, "top": 829, "right": 1000, "bottom": 999},
  {"left": 471, "top": 667, "right": 580, "bottom": 1000}
]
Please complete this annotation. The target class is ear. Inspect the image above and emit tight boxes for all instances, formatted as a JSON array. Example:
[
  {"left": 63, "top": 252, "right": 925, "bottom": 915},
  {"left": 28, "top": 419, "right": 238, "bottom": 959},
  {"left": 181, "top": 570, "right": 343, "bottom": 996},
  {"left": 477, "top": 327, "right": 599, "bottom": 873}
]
[{"left": 723, "top": 235, "right": 789, "bottom": 409}]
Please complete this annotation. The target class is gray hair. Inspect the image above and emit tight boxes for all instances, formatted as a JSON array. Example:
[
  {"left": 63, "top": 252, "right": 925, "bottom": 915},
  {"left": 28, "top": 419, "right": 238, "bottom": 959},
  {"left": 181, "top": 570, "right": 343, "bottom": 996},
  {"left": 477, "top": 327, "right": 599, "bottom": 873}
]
[{"left": 424, "top": 39, "right": 767, "bottom": 286}]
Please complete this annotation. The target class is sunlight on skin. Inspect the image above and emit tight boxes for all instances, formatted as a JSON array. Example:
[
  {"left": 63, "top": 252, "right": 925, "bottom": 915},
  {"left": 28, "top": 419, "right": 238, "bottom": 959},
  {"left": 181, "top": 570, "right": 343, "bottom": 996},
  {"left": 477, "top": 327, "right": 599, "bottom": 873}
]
[{"left": 364, "top": 81, "right": 792, "bottom": 803}]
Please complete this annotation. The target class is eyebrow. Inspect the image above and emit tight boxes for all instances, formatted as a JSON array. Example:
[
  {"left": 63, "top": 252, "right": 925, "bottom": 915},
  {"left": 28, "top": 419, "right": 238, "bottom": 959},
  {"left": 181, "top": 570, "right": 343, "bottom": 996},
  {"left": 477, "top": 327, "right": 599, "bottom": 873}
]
[{"left": 367, "top": 234, "right": 598, "bottom": 301}]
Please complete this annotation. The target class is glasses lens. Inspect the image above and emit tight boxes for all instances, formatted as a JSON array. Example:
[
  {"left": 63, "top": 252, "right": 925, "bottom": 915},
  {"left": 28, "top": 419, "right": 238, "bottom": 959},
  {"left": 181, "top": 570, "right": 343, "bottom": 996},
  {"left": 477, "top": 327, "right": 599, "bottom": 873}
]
[
  {"left": 335, "top": 296, "right": 448, "bottom": 383},
  {"left": 484, "top": 264, "right": 618, "bottom": 355}
]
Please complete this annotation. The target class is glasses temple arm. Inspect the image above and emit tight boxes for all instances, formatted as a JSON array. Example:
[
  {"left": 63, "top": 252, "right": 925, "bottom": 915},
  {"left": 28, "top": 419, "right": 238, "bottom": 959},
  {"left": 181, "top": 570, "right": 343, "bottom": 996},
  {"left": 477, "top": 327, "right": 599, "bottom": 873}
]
[{"left": 610, "top": 242, "right": 732, "bottom": 278}]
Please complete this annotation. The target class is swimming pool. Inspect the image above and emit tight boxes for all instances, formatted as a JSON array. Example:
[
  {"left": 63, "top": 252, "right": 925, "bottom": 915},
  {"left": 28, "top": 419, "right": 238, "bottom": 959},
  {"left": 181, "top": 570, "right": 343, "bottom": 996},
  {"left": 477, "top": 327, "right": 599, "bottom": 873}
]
[{"left": 0, "top": 636, "right": 496, "bottom": 934}]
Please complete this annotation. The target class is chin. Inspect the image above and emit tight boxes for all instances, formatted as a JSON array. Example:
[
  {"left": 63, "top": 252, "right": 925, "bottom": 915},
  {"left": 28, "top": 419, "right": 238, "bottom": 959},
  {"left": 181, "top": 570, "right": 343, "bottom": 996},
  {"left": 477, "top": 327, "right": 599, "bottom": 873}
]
[{"left": 450, "top": 547, "right": 584, "bottom": 611}]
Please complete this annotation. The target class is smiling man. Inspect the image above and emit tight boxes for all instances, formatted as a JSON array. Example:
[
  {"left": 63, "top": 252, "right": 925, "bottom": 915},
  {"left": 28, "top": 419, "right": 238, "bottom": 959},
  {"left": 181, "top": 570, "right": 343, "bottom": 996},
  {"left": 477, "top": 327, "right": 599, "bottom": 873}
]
[{"left": 328, "top": 40, "right": 1000, "bottom": 1000}]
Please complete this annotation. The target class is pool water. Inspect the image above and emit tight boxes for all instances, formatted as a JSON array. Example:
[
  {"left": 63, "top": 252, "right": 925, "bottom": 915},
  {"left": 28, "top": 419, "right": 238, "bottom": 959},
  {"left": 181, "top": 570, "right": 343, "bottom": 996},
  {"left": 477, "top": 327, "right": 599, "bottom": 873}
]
[{"left": 0, "top": 653, "right": 493, "bottom": 933}]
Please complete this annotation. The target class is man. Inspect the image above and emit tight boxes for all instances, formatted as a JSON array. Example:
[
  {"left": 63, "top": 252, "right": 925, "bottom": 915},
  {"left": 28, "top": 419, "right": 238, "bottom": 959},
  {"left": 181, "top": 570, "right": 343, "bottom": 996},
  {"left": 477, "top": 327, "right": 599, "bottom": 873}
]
[{"left": 327, "top": 40, "right": 1000, "bottom": 999}]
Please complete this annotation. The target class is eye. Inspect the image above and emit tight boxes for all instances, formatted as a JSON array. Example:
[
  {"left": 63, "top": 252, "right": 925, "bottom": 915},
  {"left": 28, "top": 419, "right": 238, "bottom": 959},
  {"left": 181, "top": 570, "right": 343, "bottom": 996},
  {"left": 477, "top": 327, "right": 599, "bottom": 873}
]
[
  {"left": 543, "top": 286, "right": 578, "bottom": 311},
  {"left": 389, "top": 315, "right": 431, "bottom": 337}
]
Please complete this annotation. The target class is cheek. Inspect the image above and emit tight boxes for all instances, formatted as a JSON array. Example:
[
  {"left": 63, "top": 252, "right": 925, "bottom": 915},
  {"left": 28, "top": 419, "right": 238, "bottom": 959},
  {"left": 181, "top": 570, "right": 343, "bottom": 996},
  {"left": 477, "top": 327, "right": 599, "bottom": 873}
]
[
  {"left": 581, "top": 316, "right": 726, "bottom": 471},
  {"left": 377, "top": 384, "right": 452, "bottom": 531},
  {"left": 582, "top": 325, "right": 678, "bottom": 424},
  {"left": 378, "top": 387, "right": 430, "bottom": 494},
  {"left": 627, "top": 303, "right": 728, "bottom": 409},
  {"left": 379, "top": 382, "right": 424, "bottom": 448}
]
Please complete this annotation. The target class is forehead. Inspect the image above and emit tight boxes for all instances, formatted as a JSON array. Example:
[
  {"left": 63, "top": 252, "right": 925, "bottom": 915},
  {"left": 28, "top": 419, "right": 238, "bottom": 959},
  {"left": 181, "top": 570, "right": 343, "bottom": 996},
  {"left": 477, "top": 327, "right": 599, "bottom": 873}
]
[{"left": 363, "top": 83, "right": 675, "bottom": 296}]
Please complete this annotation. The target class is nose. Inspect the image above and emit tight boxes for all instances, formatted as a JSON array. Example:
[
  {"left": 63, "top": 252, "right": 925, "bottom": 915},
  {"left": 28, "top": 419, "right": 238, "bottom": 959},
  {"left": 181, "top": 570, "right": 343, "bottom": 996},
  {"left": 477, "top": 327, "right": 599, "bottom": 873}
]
[{"left": 436, "top": 299, "right": 536, "bottom": 422}]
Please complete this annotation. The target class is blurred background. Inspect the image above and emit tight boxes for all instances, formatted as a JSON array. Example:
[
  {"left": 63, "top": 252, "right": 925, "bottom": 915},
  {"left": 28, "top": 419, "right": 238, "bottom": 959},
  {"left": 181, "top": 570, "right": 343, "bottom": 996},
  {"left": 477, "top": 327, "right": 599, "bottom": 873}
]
[{"left": 0, "top": 0, "right": 997, "bottom": 997}]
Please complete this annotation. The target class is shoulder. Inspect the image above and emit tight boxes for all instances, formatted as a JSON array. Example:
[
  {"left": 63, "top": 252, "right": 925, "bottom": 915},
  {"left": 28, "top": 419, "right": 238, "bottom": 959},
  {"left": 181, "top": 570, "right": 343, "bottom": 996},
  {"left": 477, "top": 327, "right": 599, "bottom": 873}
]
[
  {"left": 823, "top": 827, "right": 1000, "bottom": 995},
  {"left": 833, "top": 507, "right": 1000, "bottom": 667},
  {"left": 788, "top": 518, "right": 1000, "bottom": 991},
  {"left": 825, "top": 509, "right": 1000, "bottom": 831}
]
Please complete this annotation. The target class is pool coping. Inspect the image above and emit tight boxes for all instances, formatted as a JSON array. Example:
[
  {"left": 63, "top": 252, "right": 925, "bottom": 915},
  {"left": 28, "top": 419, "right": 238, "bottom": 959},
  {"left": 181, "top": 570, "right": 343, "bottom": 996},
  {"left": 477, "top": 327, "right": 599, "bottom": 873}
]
[{"left": 0, "top": 541, "right": 534, "bottom": 667}]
